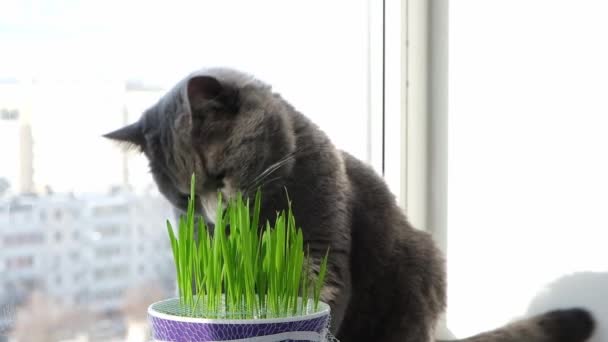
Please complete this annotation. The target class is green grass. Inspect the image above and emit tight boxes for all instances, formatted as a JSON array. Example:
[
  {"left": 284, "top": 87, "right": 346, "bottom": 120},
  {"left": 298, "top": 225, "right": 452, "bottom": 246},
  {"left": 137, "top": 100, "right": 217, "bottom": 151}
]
[{"left": 165, "top": 174, "right": 329, "bottom": 319}]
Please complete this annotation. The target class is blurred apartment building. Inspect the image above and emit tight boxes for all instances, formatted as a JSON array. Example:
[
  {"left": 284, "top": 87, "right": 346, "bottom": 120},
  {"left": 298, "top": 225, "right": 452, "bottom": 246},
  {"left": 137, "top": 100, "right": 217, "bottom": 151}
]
[
  {"left": 0, "top": 189, "right": 175, "bottom": 340},
  {"left": 0, "top": 79, "right": 175, "bottom": 341}
]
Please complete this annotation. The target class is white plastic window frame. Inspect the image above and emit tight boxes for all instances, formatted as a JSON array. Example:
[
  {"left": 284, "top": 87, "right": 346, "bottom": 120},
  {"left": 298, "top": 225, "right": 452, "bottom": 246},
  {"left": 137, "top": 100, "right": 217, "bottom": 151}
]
[
  {"left": 371, "top": 2, "right": 450, "bottom": 338},
  {"left": 370, "top": 0, "right": 446, "bottom": 240}
]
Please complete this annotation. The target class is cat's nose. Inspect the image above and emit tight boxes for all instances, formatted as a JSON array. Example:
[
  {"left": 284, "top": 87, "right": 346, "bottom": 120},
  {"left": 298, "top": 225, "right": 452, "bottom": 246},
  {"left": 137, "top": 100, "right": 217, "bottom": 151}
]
[
  {"left": 205, "top": 222, "right": 230, "bottom": 237},
  {"left": 210, "top": 171, "right": 225, "bottom": 182},
  {"left": 204, "top": 171, "right": 225, "bottom": 190}
]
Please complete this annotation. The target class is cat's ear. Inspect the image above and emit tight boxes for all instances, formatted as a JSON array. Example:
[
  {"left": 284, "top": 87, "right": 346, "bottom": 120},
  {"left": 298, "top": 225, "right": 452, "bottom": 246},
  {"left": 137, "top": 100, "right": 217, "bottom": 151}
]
[
  {"left": 103, "top": 121, "right": 145, "bottom": 150},
  {"left": 187, "top": 75, "right": 223, "bottom": 111}
]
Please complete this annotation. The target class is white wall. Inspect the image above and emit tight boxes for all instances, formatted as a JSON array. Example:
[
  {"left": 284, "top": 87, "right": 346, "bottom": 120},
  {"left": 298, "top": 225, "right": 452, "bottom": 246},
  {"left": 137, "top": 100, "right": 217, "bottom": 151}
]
[{"left": 446, "top": 1, "right": 608, "bottom": 340}]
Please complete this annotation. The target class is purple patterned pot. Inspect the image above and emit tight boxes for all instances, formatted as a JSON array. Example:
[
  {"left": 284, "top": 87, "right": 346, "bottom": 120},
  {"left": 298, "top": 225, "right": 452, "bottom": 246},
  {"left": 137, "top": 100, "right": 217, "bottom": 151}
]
[{"left": 148, "top": 298, "right": 331, "bottom": 342}]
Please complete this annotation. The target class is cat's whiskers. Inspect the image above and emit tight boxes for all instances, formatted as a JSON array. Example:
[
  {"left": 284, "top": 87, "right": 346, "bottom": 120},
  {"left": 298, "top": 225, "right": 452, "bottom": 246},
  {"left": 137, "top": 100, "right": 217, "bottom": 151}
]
[
  {"left": 244, "top": 145, "right": 335, "bottom": 195},
  {"left": 245, "top": 156, "right": 294, "bottom": 194},
  {"left": 247, "top": 153, "right": 296, "bottom": 186}
]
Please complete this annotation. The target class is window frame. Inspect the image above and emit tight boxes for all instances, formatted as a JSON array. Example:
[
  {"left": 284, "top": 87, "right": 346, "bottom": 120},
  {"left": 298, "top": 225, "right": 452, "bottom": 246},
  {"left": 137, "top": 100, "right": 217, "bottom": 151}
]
[
  {"left": 372, "top": 0, "right": 448, "bottom": 244},
  {"left": 373, "top": 1, "right": 451, "bottom": 338}
]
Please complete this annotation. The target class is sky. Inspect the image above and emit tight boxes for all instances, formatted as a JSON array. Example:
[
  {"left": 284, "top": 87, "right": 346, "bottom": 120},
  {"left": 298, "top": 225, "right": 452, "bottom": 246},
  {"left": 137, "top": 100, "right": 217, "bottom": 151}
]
[
  {"left": 0, "top": 0, "right": 213, "bottom": 83},
  {"left": 0, "top": 0, "right": 368, "bottom": 84}
]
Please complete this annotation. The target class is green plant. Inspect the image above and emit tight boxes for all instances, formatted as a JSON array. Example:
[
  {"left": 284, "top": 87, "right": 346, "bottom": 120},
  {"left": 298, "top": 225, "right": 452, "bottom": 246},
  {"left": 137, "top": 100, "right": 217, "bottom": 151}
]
[{"left": 166, "top": 174, "right": 329, "bottom": 319}]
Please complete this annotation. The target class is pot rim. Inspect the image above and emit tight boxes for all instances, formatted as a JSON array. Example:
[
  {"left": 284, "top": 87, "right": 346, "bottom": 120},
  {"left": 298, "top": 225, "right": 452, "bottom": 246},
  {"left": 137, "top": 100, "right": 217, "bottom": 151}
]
[{"left": 147, "top": 297, "right": 330, "bottom": 325}]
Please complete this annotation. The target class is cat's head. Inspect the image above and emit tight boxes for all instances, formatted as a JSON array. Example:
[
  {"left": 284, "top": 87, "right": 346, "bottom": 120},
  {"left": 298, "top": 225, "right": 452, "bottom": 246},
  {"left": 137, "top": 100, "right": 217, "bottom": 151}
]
[{"left": 104, "top": 68, "right": 296, "bottom": 222}]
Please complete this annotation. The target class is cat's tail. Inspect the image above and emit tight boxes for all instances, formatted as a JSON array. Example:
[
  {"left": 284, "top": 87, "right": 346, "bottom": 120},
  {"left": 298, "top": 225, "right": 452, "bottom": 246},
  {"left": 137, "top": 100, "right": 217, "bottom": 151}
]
[{"left": 439, "top": 308, "right": 595, "bottom": 342}]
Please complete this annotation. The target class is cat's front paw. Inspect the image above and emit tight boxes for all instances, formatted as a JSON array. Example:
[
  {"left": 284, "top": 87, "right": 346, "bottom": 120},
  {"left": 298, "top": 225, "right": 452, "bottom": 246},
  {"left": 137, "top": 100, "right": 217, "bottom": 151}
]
[{"left": 320, "top": 285, "right": 340, "bottom": 305}]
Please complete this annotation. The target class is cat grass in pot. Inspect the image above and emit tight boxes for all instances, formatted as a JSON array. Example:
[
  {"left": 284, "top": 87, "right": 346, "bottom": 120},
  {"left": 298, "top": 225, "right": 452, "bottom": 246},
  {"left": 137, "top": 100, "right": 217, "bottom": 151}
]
[{"left": 148, "top": 175, "right": 332, "bottom": 342}]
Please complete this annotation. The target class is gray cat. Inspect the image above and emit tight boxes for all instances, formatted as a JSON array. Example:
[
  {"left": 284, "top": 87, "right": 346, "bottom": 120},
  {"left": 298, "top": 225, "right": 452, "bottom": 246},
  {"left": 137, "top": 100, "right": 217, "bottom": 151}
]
[{"left": 105, "top": 68, "right": 594, "bottom": 342}]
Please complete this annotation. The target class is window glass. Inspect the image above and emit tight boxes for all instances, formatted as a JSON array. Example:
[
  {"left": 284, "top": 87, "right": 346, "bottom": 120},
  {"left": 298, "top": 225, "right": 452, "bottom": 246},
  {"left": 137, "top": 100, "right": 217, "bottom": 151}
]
[{"left": 448, "top": 0, "right": 608, "bottom": 337}]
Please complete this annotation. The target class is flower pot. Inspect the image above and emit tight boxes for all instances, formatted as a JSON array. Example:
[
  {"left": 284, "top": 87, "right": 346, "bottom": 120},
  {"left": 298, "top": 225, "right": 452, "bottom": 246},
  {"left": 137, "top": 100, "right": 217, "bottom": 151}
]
[{"left": 148, "top": 298, "right": 331, "bottom": 342}]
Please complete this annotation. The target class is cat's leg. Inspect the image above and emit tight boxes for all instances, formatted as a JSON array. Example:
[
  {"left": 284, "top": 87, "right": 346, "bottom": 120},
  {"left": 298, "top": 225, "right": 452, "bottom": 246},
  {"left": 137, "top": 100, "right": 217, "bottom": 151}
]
[
  {"left": 335, "top": 299, "right": 438, "bottom": 342},
  {"left": 377, "top": 231, "right": 447, "bottom": 342},
  {"left": 380, "top": 315, "right": 437, "bottom": 342},
  {"left": 315, "top": 253, "right": 353, "bottom": 334},
  {"left": 372, "top": 231, "right": 446, "bottom": 342},
  {"left": 335, "top": 262, "right": 444, "bottom": 342}
]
